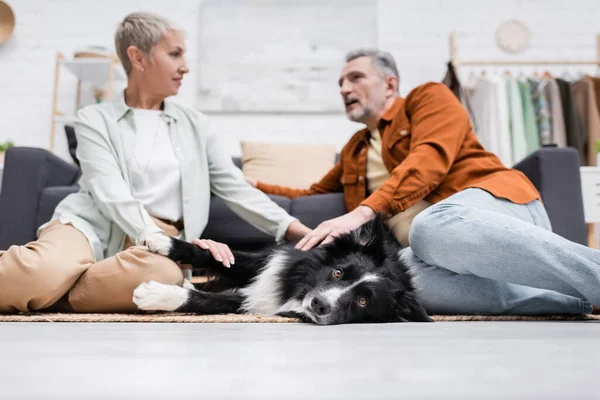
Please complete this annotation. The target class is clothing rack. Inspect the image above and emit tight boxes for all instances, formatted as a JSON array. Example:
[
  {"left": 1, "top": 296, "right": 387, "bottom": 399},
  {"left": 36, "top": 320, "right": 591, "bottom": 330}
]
[
  {"left": 449, "top": 31, "right": 600, "bottom": 248},
  {"left": 449, "top": 31, "right": 600, "bottom": 68}
]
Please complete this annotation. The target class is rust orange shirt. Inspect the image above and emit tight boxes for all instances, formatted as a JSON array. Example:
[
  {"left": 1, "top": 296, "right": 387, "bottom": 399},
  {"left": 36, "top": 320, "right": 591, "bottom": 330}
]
[{"left": 257, "top": 82, "right": 540, "bottom": 217}]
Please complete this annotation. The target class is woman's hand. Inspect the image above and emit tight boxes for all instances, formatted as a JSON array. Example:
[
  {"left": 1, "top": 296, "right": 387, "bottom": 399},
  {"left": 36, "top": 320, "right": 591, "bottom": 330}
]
[{"left": 191, "top": 238, "right": 235, "bottom": 268}]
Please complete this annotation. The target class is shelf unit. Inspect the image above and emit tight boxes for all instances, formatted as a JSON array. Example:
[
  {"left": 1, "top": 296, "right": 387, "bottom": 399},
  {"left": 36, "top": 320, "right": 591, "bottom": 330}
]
[{"left": 50, "top": 52, "right": 126, "bottom": 152}]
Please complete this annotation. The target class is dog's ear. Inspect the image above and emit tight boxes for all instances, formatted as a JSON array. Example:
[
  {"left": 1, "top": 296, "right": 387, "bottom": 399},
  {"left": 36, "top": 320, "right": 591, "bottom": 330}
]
[
  {"left": 393, "top": 289, "right": 434, "bottom": 322},
  {"left": 370, "top": 212, "right": 385, "bottom": 232},
  {"left": 327, "top": 213, "right": 386, "bottom": 257},
  {"left": 358, "top": 213, "right": 386, "bottom": 260},
  {"left": 404, "top": 299, "right": 434, "bottom": 322}
]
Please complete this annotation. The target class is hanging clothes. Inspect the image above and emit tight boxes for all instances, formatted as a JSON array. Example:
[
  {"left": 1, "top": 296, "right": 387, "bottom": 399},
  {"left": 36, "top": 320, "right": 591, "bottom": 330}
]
[
  {"left": 517, "top": 79, "right": 541, "bottom": 154},
  {"left": 543, "top": 78, "right": 568, "bottom": 147},
  {"left": 466, "top": 75, "right": 513, "bottom": 166},
  {"left": 506, "top": 77, "right": 528, "bottom": 164},
  {"left": 528, "top": 78, "right": 553, "bottom": 146},
  {"left": 591, "top": 76, "right": 600, "bottom": 116},
  {"left": 441, "top": 61, "right": 462, "bottom": 100},
  {"left": 557, "top": 78, "right": 587, "bottom": 165},
  {"left": 447, "top": 61, "right": 598, "bottom": 165},
  {"left": 572, "top": 76, "right": 600, "bottom": 166},
  {"left": 442, "top": 61, "right": 478, "bottom": 130}
]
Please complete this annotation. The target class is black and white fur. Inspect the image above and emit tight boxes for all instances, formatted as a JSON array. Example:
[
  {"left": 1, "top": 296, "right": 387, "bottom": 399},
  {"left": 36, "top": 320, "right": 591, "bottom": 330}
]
[{"left": 133, "top": 214, "right": 432, "bottom": 325}]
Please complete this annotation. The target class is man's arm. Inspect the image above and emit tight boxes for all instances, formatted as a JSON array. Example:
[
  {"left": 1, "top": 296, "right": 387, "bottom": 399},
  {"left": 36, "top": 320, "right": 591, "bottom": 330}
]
[
  {"left": 297, "top": 83, "right": 471, "bottom": 250},
  {"left": 248, "top": 162, "right": 344, "bottom": 198}
]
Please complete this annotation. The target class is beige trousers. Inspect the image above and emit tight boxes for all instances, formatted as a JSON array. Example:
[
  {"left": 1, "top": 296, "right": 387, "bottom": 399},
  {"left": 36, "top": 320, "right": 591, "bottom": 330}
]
[{"left": 0, "top": 220, "right": 184, "bottom": 313}]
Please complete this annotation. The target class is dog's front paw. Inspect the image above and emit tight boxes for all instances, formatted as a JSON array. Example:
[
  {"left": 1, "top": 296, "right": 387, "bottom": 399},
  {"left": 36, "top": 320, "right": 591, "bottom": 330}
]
[
  {"left": 133, "top": 281, "right": 189, "bottom": 311},
  {"left": 145, "top": 234, "right": 172, "bottom": 256}
]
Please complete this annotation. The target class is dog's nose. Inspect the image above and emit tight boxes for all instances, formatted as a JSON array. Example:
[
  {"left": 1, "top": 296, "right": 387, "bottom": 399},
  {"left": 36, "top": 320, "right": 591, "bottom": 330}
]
[{"left": 311, "top": 295, "right": 331, "bottom": 315}]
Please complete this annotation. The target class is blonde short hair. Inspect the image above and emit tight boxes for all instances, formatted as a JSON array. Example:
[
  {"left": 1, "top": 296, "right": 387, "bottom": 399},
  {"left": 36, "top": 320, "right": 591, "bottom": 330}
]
[{"left": 115, "top": 12, "right": 181, "bottom": 75}]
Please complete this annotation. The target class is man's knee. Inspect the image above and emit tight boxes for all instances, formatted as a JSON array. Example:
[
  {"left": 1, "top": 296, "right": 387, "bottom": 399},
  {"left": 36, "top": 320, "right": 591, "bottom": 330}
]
[
  {"left": 409, "top": 207, "right": 438, "bottom": 247},
  {"left": 408, "top": 202, "right": 463, "bottom": 264}
]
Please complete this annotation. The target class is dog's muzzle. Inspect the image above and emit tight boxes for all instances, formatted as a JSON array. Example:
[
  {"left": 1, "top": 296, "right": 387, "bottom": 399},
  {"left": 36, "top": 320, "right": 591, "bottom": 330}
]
[{"left": 310, "top": 294, "right": 332, "bottom": 316}]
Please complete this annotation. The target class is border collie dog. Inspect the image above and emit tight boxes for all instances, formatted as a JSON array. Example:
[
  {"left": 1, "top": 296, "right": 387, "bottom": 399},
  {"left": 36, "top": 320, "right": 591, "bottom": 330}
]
[{"left": 133, "top": 214, "right": 432, "bottom": 325}]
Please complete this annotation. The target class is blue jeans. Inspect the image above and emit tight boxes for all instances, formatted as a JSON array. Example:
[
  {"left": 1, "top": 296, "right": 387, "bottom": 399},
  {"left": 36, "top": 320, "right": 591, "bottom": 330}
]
[{"left": 403, "top": 188, "right": 595, "bottom": 315}]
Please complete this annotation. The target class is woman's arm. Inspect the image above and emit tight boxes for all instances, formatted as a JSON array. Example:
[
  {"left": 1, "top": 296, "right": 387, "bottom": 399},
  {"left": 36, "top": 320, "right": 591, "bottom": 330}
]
[
  {"left": 202, "top": 118, "right": 308, "bottom": 243},
  {"left": 285, "top": 220, "right": 312, "bottom": 242}
]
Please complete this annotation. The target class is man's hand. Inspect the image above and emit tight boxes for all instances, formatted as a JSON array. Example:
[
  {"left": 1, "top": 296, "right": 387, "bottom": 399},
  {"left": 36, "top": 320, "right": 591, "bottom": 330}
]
[{"left": 295, "top": 206, "right": 376, "bottom": 251}]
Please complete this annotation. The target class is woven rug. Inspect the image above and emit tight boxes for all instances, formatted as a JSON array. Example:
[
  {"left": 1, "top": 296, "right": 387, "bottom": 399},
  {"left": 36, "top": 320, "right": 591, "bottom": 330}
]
[
  {"left": 0, "top": 313, "right": 297, "bottom": 323},
  {"left": 0, "top": 313, "right": 598, "bottom": 323}
]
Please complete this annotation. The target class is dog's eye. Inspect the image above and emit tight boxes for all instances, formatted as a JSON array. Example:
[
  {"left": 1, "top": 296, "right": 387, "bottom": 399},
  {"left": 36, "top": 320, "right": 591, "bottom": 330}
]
[
  {"left": 332, "top": 269, "right": 343, "bottom": 279},
  {"left": 356, "top": 296, "right": 368, "bottom": 307}
]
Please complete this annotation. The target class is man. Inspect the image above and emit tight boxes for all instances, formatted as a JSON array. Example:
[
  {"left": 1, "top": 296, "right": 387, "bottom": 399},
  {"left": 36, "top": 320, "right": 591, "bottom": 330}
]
[{"left": 248, "top": 49, "right": 599, "bottom": 316}]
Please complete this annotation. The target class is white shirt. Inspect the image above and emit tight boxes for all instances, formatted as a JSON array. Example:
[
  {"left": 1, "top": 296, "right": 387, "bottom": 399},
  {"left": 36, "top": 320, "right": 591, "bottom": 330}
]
[
  {"left": 466, "top": 75, "right": 513, "bottom": 166},
  {"left": 127, "top": 108, "right": 183, "bottom": 222}
]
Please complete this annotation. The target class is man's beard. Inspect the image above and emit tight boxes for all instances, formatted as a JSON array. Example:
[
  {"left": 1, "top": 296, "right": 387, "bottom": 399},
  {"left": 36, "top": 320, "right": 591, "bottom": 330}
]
[{"left": 346, "top": 104, "right": 372, "bottom": 123}]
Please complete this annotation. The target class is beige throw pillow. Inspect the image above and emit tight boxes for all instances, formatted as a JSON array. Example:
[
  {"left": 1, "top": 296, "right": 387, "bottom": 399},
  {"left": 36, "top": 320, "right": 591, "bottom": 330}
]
[{"left": 241, "top": 141, "right": 336, "bottom": 189}]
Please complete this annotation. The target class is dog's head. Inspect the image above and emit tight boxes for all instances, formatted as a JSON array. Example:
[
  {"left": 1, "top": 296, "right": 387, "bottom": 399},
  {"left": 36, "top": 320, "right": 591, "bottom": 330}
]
[{"left": 287, "top": 214, "right": 432, "bottom": 325}]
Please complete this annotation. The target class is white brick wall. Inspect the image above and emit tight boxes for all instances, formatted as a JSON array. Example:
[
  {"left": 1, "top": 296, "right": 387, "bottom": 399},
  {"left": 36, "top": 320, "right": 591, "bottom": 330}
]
[{"left": 0, "top": 0, "right": 598, "bottom": 161}]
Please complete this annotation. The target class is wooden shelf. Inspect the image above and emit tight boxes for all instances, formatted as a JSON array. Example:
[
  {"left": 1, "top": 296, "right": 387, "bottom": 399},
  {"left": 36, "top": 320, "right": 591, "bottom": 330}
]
[
  {"left": 53, "top": 115, "right": 78, "bottom": 124},
  {"left": 59, "top": 58, "right": 126, "bottom": 84},
  {"left": 50, "top": 52, "right": 125, "bottom": 153}
]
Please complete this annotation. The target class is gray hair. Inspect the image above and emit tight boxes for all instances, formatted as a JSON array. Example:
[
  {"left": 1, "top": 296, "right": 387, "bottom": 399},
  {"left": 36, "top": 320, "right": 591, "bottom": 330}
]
[
  {"left": 115, "top": 12, "right": 182, "bottom": 74},
  {"left": 345, "top": 49, "right": 400, "bottom": 91}
]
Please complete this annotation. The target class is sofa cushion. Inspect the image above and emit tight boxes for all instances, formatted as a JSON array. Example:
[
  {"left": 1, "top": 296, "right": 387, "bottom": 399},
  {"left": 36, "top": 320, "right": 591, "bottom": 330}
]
[
  {"left": 202, "top": 194, "right": 292, "bottom": 247},
  {"left": 290, "top": 193, "right": 347, "bottom": 229},
  {"left": 513, "top": 146, "right": 587, "bottom": 245},
  {"left": 241, "top": 141, "right": 336, "bottom": 189},
  {"left": 0, "top": 147, "right": 81, "bottom": 249},
  {"left": 36, "top": 185, "right": 80, "bottom": 229}
]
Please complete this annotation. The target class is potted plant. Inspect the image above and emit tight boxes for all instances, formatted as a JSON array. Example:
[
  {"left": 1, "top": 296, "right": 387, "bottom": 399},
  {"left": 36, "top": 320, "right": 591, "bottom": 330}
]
[{"left": 0, "top": 141, "right": 14, "bottom": 165}]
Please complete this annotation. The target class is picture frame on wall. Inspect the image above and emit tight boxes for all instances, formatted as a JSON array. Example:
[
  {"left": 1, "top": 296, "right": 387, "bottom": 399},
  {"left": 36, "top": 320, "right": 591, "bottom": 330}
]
[{"left": 196, "top": 0, "right": 378, "bottom": 113}]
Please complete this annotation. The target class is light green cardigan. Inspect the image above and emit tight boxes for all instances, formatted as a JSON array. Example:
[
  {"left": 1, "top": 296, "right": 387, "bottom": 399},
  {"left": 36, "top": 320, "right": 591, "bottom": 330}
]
[{"left": 39, "top": 92, "right": 296, "bottom": 261}]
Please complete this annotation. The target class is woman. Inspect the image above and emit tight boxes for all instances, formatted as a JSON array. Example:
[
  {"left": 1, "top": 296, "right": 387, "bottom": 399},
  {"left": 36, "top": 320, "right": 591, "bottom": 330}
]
[{"left": 0, "top": 12, "right": 310, "bottom": 313}]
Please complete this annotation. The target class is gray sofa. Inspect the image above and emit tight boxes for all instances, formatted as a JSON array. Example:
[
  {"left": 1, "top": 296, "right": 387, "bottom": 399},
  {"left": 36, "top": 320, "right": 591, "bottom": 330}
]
[{"left": 0, "top": 146, "right": 588, "bottom": 252}]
